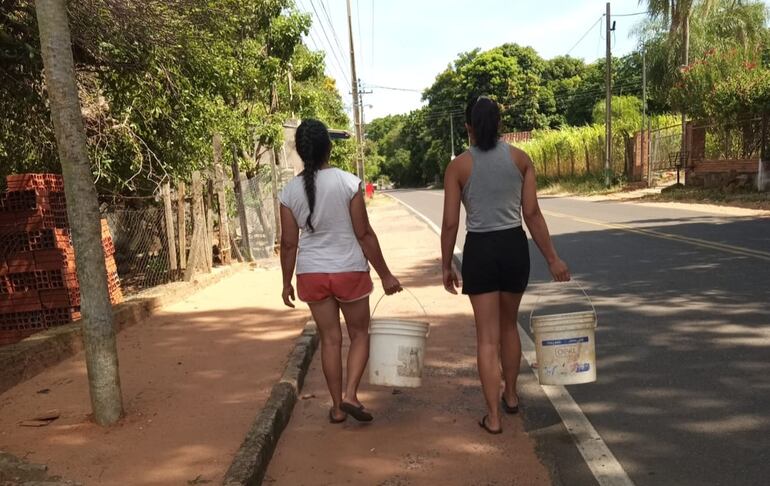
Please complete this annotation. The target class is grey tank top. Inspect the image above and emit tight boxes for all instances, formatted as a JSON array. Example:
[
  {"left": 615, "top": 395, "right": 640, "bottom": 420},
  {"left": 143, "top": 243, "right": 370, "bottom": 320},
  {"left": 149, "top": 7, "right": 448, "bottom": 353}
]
[{"left": 461, "top": 142, "right": 523, "bottom": 233}]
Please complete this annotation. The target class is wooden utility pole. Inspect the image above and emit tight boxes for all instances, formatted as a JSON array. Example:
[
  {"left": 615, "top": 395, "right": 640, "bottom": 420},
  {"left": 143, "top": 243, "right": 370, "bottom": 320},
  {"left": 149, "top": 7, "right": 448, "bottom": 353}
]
[
  {"left": 643, "top": 44, "right": 653, "bottom": 187},
  {"left": 604, "top": 2, "right": 612, "bottom": 188},
  {"left": 35, "top": 0, "right": 123, "bottom": 425},
  {"left": 346, "top": 0, "right": 364, "bottom": 181},
  {"left": 680, "top": 15, "right": 690, "bottom": 176}
]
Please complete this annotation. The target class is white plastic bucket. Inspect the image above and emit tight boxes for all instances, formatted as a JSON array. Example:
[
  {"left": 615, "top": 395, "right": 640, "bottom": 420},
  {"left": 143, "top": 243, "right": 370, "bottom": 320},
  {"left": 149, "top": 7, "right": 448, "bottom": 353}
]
[
  {"left": 369, "top": 319, "right": 430, "bottom": 387},
  {"left": 530, "top": 283, "right": 598, "bottom": 386},
  {"left": 368, "top": 290, "right": 430, "bottom": 388}
]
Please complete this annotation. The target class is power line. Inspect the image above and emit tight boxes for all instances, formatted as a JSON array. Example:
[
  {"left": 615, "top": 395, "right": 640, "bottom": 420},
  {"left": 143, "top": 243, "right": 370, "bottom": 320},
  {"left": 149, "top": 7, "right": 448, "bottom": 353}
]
[
  {"left": 370, "top": 0, "right": 375, "bottom": 68},
  {"left": 369, "top": 84, "right": 423, "bottom": 92},
  {"left": 613, "top": 11, "right": 648, "bottom": 17},
  {"left": 567, "top": 15, "right": 605, "bottom": 56},
  {"left": 317, "top": 0, "right": 347, "bottom": 61},
  {"left": 304, "top": 0, "right": 351, "bottom": 83},
  {"left": 356, "top": 0, "right": 364, "bottom": 68}
]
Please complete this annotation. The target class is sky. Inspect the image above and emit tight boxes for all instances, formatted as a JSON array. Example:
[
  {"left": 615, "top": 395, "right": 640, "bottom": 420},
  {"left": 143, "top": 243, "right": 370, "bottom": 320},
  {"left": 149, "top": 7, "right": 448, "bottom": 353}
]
[{"left": 294, "top": 0, "right": 650, "bottom": 125}]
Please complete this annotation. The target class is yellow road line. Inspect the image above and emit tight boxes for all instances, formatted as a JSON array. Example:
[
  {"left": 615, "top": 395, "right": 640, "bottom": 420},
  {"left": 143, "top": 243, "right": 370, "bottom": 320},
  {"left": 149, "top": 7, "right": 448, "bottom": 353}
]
[{"left": 542, "top": 209, "right": 770, "bottom": 262}]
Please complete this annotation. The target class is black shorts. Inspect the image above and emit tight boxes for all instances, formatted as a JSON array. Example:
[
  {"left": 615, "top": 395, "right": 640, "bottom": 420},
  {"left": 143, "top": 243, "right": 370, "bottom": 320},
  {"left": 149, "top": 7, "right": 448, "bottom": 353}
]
[{"left": 461, "top": 226, "right": 530, "bottom": 295}]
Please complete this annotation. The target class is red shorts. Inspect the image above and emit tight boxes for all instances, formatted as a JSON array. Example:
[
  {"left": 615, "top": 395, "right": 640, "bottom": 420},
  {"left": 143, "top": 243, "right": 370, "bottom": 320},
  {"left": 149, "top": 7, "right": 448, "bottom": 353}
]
[{"left": 296, "top": 272, "right": 374, "bottom": 303}]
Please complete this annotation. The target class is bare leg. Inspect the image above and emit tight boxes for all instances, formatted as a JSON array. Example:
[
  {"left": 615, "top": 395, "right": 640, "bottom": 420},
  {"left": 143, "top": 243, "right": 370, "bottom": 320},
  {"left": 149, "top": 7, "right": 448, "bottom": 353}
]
[
  {"left": 469, "top": 292, "right": 502, "bottom": 431},
  {"left": 500, "top": 292, "right": 524, "bottom": 407},
  {"left": 339, "top": 297, "right": 371, "bottom": 407},
  {"left": 309, "top": 298, "right": 345, "bottom": 421}
]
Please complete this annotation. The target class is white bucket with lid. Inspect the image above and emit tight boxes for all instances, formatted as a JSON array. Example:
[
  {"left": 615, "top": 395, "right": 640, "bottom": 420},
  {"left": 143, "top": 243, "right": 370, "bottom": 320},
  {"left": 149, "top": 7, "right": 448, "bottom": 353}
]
[
  {"left": 530, "top": 282, "right": 598, "bottom": 386},
  {"left": 368, "top": 289, "right": 430, "bottom": 388}
]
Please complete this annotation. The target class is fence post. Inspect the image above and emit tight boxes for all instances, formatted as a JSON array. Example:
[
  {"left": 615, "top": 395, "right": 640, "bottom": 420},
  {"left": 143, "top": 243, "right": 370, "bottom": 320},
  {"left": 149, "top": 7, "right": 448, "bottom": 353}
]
[
  {"left": 270, "top": 149, "right": 281, "bottom": 249},
  {"left": 161, "top": 182, "right": 178, "bottom": 276},
  {"left": 231, "top": 144, "right": 254, "bottom": 261},
  {"left": 177, "top": 181, "right": 187, "bottom": 270},
  {"left": 185, "top": 170, "right": 211, "bottom": 280},
  {"left": 206, "top": 178, "right": 215, "bottom": 269},
  {"left": 213, "top": 134, "right": 231, "bottom": 264}
]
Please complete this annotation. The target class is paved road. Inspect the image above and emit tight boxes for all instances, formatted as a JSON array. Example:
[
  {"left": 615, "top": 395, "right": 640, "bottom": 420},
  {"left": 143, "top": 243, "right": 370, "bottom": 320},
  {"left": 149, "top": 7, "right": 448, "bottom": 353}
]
[{"left": 389, "top": 189, "right": 770, "bottom": 486}]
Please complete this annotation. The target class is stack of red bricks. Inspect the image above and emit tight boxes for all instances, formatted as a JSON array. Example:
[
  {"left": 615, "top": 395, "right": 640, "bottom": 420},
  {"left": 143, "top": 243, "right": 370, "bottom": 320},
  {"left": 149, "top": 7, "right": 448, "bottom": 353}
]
[{"left": 0, "top": 174, "right": 123, "bottom": 345}]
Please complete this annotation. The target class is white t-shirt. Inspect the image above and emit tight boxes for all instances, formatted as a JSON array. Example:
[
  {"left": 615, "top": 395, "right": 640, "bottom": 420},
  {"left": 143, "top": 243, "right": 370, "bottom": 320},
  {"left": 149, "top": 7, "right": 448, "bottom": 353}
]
[{"left": 278, "top": 168, "right": 369, "bottom": 275}]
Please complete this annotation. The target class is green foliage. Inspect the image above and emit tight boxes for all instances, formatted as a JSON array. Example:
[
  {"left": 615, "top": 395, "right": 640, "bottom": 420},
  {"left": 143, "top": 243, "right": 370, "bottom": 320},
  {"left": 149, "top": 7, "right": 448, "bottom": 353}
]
[
  {"left": 671, "top": 46, "right": 770, "bottom": 120},
  {"left": 592, "top": 96, "right": 643, "bottom": 135},
  {"left": 0, "top": 0, "right": 350, "bottom": 194}
]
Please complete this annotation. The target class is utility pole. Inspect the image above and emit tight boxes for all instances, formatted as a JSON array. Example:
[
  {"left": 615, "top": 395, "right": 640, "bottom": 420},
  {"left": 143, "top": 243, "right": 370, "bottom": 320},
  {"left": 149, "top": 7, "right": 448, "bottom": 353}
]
[
  {"left": 346, "top": 0, "right": 364, "bottom": 181},
  {"left": 642, "top": 43, "right": 652, "bottom": 187},
  {"left": 356, "top": 79, "right": 373, "bottom": 182},
  {"left": 604, "top": 2, "right": 612, "bottom": 188},
  {"left": 450, "top": 114, "right": 456, "bottom": 159},
  {"left": 680, "top": 17, "right": 690, "bottom": 179}
]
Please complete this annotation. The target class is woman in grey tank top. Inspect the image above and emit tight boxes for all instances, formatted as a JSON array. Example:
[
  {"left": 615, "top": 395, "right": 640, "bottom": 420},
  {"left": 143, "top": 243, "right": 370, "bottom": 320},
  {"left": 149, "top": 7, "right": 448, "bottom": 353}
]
[{"left": 441, "top": 97, "right": 570, "bottom": 434}]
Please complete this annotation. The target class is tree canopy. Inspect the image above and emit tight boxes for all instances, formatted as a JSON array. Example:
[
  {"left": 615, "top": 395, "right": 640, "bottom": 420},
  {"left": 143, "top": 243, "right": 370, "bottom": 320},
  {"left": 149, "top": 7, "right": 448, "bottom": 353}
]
[{"left": 0, "top": 0, "right": 353, "bottom": 194}]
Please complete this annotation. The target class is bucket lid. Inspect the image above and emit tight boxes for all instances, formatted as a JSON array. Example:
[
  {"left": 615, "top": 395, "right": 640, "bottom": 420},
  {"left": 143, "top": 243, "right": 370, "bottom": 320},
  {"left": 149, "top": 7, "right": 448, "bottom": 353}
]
[{"left": 531, "top": 310, "right": 597, "bottom": 330}]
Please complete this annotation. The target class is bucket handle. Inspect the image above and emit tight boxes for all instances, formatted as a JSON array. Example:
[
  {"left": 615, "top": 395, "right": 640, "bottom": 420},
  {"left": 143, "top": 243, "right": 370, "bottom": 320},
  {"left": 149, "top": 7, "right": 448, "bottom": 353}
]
[
  {"left": 371, "top": 287, "right": 428, "bottom": 320},
  {"left": 529, "top": 279, "right": 597, "bottom": 332}
]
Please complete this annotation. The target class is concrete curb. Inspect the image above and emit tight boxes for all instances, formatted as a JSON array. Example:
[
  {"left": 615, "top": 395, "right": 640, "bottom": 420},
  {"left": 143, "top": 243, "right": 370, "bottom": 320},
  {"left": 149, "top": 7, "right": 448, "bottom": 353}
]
[
  {"left": 223, "top": 321, "right": 319, "bottom": 486},
  {"left": 0, "top": 263, "right": 249, "bottom": 395}
]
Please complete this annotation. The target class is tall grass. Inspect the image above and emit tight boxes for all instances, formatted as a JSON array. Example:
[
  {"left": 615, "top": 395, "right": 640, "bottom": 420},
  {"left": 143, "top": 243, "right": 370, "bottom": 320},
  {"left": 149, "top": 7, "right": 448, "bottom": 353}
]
[{"left": 520, "top": 114, "right": 680, "bottom": 180}]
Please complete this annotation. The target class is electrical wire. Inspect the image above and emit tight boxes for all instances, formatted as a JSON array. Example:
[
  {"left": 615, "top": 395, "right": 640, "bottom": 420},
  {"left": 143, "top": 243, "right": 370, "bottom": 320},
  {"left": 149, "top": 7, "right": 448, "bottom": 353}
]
[{"left": 567, "top": 15, "right": 605, "bottom": 56}]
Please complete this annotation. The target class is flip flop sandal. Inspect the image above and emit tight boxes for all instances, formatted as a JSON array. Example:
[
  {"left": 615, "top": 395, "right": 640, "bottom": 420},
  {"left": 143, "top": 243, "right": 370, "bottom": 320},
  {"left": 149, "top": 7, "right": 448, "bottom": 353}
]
[
  {"left": 478, "top": 415, "right": 502, "bottom": 435},
  {"left": 329, "top": 408, "right": 347, "bottom": 424},
  {"left": 339, "top": 402, "right": 374, "bottom": 422},
  {"left": 501, "top": 398, "right": 519, "bottom": 415}
]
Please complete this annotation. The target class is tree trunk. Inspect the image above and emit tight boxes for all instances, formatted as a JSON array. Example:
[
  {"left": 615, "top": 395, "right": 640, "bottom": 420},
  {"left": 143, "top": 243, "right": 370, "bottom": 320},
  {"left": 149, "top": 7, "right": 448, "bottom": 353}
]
[{"left": 35, "top": 0, "right": 123, "bottom": 426}]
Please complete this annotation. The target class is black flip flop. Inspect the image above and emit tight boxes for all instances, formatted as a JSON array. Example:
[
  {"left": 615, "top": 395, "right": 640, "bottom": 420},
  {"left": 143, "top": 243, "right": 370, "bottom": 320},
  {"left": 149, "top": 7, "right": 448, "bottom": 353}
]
[
  {"left": 478, "top": 415, "right": 502, "bottom": 435},
  {"left": 501, "top": 398, "right": 519, "bottom": 415},
  {"left": 328, "top": 407, "right": 347, "bottom": 424},
  {"left": 339, "top": 402, "right": 374, "bottom": 422}
]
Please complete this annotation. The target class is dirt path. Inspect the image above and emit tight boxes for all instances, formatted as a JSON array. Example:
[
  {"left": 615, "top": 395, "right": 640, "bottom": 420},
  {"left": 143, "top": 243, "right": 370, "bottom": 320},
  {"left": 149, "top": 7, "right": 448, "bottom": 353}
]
[
  {"left": 0, "top": 263, "right": 309, "bottom": 485},
  {"left": 266, "top": 198, "right": 551, "bottom": 486}
]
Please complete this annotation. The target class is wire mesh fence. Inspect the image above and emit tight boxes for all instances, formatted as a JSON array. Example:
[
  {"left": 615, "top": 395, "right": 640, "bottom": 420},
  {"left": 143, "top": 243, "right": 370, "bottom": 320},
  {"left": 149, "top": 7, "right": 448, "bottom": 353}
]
[
  {"left": 648, "top": 125, "right": 683, "bottom": 185},
  {"left": 101, "top": 204, "right": 174, "bottom": 296},
  {"left": 240, "top": 168, "right": 278, "bottom": 259}
]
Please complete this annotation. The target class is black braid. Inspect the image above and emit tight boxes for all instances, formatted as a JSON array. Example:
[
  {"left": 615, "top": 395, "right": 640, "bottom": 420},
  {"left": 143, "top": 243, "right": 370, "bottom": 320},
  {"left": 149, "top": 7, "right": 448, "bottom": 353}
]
[{"left": 295, "top": 119, "right": 332, "bottom": 233}]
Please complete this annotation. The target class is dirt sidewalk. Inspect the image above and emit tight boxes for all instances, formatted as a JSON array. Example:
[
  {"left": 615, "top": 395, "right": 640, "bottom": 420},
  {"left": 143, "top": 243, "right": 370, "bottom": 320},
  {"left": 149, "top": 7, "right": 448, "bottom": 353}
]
[
  {"left": 266, "top": 197, "right": 551, "bottom": 486},
  {"left": 0, "top": 263, "right": 309, "bottom": 485}
]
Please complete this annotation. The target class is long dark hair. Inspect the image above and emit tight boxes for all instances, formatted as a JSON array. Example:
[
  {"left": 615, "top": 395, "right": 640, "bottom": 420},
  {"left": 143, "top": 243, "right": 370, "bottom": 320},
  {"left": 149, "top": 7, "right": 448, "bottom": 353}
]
[
  {"left": 465, "top": 96, "right": 501, "bottom": 151},
  {"left": 295, "top": 119, "right": 332, "bottom": 232}
]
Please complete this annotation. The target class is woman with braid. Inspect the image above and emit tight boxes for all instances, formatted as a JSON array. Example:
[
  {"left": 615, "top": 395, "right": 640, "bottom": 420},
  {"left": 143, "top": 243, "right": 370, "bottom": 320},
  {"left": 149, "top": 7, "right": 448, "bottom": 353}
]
[{"left": 279, "top": 119, "right": 402, "bottom": 424}]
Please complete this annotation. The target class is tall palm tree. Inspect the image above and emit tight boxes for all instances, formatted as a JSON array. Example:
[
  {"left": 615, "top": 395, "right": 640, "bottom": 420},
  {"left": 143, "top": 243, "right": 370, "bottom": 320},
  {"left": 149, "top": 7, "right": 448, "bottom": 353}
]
[{"left": 641, "top": 0, "right": 716, "bottom": 164}]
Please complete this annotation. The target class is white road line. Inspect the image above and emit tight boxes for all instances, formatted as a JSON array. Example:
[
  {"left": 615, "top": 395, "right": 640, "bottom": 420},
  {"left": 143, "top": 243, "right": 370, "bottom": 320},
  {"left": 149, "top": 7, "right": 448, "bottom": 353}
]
[{"left": 387, "top": 192, "right": 636, "bottom": 486}]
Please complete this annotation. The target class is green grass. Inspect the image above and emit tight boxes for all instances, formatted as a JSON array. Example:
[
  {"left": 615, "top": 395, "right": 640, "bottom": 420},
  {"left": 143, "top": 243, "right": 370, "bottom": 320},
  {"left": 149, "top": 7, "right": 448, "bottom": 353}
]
[
  {"left": 537, "top": 174, "right": 626, "bottom": 196},
  {"left": 642, "top": 186, "right": 770, "bottom": 210}
]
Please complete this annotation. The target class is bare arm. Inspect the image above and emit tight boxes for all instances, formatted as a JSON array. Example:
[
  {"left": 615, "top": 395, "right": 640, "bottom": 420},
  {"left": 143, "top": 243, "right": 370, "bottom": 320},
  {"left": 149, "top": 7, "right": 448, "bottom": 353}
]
[
  {"left": 279, "top": 204, "right": 299, "bottom": 307},
  {"left": 349, "top": 191, "right": 402, "bottom": 294},
  {"left": 441, "top": 159, "right": 462, "bottom": 293},
  {"left": 519, "top": 151, "right": 570, "bottom": 282}
]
